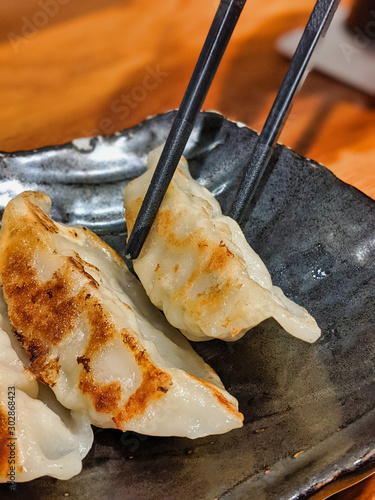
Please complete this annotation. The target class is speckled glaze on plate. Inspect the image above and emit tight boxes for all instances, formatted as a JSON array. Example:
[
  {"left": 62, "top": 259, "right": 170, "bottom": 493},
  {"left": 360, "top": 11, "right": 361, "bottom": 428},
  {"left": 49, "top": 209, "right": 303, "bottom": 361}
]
[{"left": 0, "top": 111, "right": 374, "bottom": 500}]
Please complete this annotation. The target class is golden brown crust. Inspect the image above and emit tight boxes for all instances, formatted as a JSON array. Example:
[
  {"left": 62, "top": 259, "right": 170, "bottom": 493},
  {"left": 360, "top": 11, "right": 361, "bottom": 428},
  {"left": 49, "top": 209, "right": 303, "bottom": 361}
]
[
  {"left": 145, "top": 207, "right": 245, "bottom": 336},
  {"left": 112, "top": 331, "right": 172, "bottom": 427},
  {"left": 3, "top": 253, "right": 81, "bottom": 346}
]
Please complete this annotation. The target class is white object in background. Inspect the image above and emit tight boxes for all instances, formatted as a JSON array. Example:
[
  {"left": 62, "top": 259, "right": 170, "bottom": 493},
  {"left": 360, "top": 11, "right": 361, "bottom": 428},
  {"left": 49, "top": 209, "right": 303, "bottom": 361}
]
[{"left": 276, "top": 7, "right": 375, "bottom": 96}]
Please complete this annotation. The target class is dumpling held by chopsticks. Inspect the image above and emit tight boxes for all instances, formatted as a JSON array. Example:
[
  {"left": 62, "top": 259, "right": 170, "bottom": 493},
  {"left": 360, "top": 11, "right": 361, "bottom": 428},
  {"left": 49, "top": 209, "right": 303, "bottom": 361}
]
[{"left": 123, "top": 146, "right": 321, "bottom": 343}]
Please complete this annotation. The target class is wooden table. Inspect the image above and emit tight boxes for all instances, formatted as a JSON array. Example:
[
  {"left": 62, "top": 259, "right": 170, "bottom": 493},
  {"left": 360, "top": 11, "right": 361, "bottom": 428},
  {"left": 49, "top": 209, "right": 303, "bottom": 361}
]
[{"left": 0, "top": 0, "right": 374, "bottom": 498}]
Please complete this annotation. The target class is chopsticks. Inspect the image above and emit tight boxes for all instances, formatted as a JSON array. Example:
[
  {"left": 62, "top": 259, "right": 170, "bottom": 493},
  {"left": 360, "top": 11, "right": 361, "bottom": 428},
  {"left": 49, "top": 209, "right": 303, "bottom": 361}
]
[
  {"left": 228, "top": 0, "right": 340, "bottom": 225},
  {"left": 126, "top": 0, "right": 340, "bottom": 260},
  {"left": 126, "top": 0, "right": 246, "bottom": 260}
]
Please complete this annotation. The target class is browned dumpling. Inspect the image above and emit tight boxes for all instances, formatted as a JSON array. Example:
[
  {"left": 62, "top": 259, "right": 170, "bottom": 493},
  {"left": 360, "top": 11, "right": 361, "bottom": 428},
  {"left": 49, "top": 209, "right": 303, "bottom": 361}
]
[{"left": 124, "top": 147, "right": 321, "bottom": 343}]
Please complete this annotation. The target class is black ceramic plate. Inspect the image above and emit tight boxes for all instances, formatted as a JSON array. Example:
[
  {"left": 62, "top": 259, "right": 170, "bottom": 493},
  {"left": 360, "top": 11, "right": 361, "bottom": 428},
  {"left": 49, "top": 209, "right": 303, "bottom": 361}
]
[{"left": 0, "top": 111, "right": 374, "bottom": 500}]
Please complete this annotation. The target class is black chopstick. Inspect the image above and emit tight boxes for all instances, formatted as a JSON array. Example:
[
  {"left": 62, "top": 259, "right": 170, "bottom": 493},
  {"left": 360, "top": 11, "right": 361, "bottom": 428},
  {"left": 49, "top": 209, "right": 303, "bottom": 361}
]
[
  {"left": 126, "top": 0, "right": 246, "bottom": 260},
  {"left": 228, "top": 0, "right": 340, "bottom": 226}
]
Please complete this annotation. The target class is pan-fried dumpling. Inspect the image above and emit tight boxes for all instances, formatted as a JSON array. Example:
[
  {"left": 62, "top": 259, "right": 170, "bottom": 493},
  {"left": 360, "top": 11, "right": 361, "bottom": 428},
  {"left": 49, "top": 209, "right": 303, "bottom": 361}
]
[
  {"left": 0, "top": 191, "right": 243, "bottom": 439},
  {"left": 123, "top": 147, "right": 321, "bottom": 343},
  {"left": 0, "top": 295, "right": 93, "bottom": 482}
]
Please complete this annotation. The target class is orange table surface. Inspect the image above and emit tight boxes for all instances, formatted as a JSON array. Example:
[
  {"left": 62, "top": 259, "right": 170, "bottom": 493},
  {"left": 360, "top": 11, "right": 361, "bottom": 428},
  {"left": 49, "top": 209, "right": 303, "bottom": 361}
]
[{"left": 0, "top": 1, "right": 374, "bottom": 499}]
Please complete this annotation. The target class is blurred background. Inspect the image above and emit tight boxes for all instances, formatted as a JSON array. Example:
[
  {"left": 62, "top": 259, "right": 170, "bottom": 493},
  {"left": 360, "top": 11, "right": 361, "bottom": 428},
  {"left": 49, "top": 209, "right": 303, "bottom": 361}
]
[
  {"left": 0, "top": 0, "right": 375, "bottom": 197},
  {"left": 0, "top": 0, "right": 374, "bottom": 497}
]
